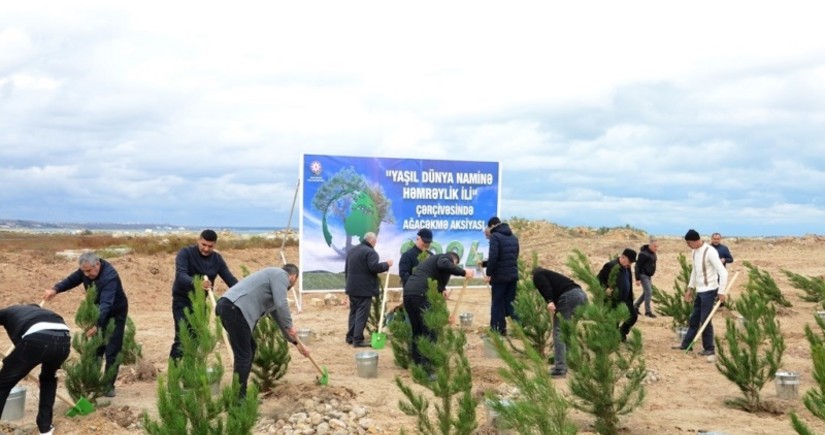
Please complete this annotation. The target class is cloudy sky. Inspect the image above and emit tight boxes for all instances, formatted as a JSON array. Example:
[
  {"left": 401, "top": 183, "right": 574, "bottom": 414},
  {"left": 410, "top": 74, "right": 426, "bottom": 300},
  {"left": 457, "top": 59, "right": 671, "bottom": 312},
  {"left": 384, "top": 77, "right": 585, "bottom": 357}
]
[{"left": 2, "top": 2, "right": 824, "bottom": 237}]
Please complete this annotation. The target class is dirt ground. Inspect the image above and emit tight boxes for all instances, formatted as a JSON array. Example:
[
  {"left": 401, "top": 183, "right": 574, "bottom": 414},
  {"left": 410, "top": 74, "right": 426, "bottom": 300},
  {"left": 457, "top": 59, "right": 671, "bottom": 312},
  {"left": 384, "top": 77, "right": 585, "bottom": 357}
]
[{"left": 2, "top": 224, "right": 825, "bottom": 434}]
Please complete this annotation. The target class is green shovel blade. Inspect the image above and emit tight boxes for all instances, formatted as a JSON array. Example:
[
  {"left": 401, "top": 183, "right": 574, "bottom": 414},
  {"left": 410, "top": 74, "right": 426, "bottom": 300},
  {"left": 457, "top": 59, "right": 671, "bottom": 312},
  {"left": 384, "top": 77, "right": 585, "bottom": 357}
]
[{"left": 66, "top": 396, "right": 95, "bottom": 417}]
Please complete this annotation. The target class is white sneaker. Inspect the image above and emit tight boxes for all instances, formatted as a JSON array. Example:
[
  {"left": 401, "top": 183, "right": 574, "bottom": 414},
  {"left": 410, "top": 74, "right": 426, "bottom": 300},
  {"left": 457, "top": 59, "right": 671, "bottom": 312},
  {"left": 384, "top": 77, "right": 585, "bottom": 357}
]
[{"left": 40, "top": 425, "right": 54, "bottom": 435}]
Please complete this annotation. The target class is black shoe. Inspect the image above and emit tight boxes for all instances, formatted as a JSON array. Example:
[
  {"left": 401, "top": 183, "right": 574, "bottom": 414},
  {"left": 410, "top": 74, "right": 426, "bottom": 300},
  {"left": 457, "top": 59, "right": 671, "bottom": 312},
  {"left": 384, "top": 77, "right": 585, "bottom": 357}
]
[
  {"left": 345, "top": 338, "right": 353, "bottom": 345},
  {"left": 550, "top": 369, "right": 567, "bottom": 378},
  {"left": 698, "top": 349, "right": 715, "bottom": 356},
  {"left": 104, "top": 388, "right": 116, "bottom": 398},
  {"left": 645, "top": 312, "right": 657, "bottom": 318},
  {"left": 353, "top": 341, "right": 370, "bottom": 348}
]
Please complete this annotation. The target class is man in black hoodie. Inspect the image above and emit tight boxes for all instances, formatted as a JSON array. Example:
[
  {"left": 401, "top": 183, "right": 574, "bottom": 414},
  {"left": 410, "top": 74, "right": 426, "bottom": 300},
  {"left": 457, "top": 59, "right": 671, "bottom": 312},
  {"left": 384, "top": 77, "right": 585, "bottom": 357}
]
[
  {"left": 633, "top": 239, "right": 659, "bottom": 318},
  {"left": 484, "top": 217, "right": 520, "bottom": 335},
  {"left": 0, "top": 304, "right": 71, "bottom": 435},
  {"left": 532, "top": 267, "right": 588, "bottom": 378},
  {"left": 598, "top": 248, "right": 637, "bottom": 342},
  {"left": 344, "top": 232, "right": 393, "bottom": 347}
]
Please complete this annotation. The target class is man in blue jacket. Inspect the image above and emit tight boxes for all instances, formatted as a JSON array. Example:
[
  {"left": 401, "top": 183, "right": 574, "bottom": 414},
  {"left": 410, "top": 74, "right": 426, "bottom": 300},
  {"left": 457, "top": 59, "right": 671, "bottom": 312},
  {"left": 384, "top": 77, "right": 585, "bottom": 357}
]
[
  {"left": 344, "top": 232, "right": 393, "bottom": 347},
  {"left": 44, "top": 251, "right": 128, "bottom": 397},
  {"left": 170, "top": 229, "right": 238, "bottom": 360},
  {"left": 710, "top": 233, "right": 734, "bottom": 268},
  {"left": 484, "top": 217, "right": 520, "bottom": 335},
  {"left": 598, "top": 248, "right": 637, "bottom": 342}
]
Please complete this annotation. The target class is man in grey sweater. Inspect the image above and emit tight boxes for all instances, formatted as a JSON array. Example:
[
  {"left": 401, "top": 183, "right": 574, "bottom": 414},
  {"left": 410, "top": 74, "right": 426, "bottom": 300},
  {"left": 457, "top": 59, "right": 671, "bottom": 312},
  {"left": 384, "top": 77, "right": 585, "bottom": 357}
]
[{"left": 215, "top": 264, "right": 309, "bottom": 398}]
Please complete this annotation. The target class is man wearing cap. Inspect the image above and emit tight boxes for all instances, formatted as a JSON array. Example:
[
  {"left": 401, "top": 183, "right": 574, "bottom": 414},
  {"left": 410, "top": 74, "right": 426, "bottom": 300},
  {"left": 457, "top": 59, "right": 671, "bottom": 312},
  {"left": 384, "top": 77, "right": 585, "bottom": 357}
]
[
  {"left": 344, "top": 232, "right": 393, "bottom": 347},
  {"left": 598, "top": 248, "right": 638, "bottom": 342},
  {"left": 675, "top": 229, "right": 728, "bottom": 356},
  {"left": 399, "top": 229, "right": 433, "bottom": 287}
]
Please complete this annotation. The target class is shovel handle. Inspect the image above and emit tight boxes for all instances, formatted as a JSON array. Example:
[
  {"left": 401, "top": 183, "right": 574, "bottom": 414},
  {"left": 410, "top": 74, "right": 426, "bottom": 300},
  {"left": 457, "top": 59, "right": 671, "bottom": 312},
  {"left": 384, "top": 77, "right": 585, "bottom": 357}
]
[
  {"left": 377, "top": 272, "right": 391, "bottom": 333},
  {"left": 686, "top": 271, "right": 740, "bottom": 351},
  {"left": 450, "top": 277, "right": 469, "bottom": 320},
  {"left": 295, "top": 336, "right": 325, "bottom": 375}
]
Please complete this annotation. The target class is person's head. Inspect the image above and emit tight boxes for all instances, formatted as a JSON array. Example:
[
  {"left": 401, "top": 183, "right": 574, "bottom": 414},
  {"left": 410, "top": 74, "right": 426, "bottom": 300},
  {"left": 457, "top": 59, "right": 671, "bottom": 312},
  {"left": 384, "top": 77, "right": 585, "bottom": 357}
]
[
  {"left": 282, "top": 263, "right": 299, "bottom": 288},
  {"left": 78, "top": 251, "right": 101, "bottom": 279},
  {"left": 362, "top": 232, "right": 377, "bottom": 246},
  {"left": 446, "top": 251, "right": 460, "bottom": 265},
  {"left": 711, "top": 232, "right": 722, "bottom": 246},
  {"left": 619, "top": 248, "right": 636, "bottom": 268},
  {"left": 415, "top": 229, "right": 433, "bottom": 250},
  {"left": 198, "top": 229, "right": 219, "bottom": 256},
  {"left": 648, "top": 237, "right": 659, "bottom": 253},
  {"left": 487, "top": 216, "right": 501, "bottom": 228},
  {"left": 685, "top": 229, "right": 702, "bottom": 249}
]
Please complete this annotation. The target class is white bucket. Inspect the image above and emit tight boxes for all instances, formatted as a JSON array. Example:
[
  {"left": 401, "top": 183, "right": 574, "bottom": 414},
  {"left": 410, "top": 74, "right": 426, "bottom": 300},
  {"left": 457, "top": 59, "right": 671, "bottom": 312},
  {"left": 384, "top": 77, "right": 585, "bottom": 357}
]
[
  {"left": 355, "top": 351, "right": 378, "bottom": 378},
  {"left": 459, "top": 312, "right": 473, "bottom": 328},
  {"left": 1, "top": 385, "right": 26, "bottom": 421},
  {"left": 482, "top": 336, "right": 499, "bottom": 359},
  {"left": 297, "top": 328, "right": 313, "bottom": 345},
  {"left": 675, "top": 326, "right": 689, "bottom": 342},
  {"left": 775, "top": 371, "right": 800, "bottom": 400},
  {"left": 817, "top": 311, "right": 825, "bottom": 320}
]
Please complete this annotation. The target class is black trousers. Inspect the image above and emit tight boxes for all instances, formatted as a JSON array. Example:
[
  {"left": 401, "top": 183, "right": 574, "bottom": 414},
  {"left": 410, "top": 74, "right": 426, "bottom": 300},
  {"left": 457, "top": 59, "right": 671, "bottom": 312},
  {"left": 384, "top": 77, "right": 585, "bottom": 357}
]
[
  {"left": 0, "top": 331, "right": 70, "bottom": 433},
  {"left": 346, "top": 296, "right": 372, "bottom": 344},
  {"left": 99, "top": 301, "right": 128, "bottom": 387},
  {"left": 403, "top": 293, "right": 435, "bottom": 367},
  {"left": 169, "top": 295, "right": 207, "bottom": 360},
  {"left": 215, "top": 298, "right": 256, "bottom": 398}
]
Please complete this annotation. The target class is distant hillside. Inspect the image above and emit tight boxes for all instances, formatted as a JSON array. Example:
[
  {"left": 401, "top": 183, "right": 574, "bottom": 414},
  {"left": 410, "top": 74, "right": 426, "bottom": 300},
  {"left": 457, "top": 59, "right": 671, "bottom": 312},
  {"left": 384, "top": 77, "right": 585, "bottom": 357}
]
[{"left": 0, "top": 219, "right": 177, "bottom": 231}]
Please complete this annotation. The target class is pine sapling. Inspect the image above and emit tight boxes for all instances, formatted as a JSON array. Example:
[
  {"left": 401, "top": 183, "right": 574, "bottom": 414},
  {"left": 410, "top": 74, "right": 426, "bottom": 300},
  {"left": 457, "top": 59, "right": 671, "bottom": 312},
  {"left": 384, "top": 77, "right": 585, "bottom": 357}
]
[
  {"left": 651, "top": 253, "right": 693, "bottom": 329},
  {"left": 564, "top": 250, "right": 646, "bottom": 435},
  {"left": 506, "top": 253, "right": 554, "bottom": 360},
  {"left": 251, "top": 316, "right": 291, "bottom": 395},
  {"left": 487, "top": 322, "right": 576, "bottom": 434},
  {"left": 742, "top": 261, "right": 792, "bottom": 308},
  {"left": 791, "top": 314, "right": 825, "bottom": 433},
  {"left": 395, "top": 280, "right": 477, "bottom": 435},
  {"left": 782, "top": 269, "right": 825, "bottom": 304},
  {"left": 389, "top": 306, "right": 412, "bottom": 369},
  {"left": 120, "top": 317, "right": 142, "bottom": 365},
  {"left": 715, "top": 279, "right": 785, "bottom": 412}
]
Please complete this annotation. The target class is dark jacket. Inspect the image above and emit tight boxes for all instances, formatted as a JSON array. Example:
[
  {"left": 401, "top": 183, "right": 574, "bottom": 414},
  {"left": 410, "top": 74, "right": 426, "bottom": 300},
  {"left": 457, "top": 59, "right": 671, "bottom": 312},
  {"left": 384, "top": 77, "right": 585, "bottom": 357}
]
[
  {"left": 54, "top": 259, "right": 129, "bottom": 329},
  {"left": 711, "top": 243, "right": 734, "bottom": 267},
  {"left": 486, "top": 223, "right": 520, "bottom": 283},
  {"left": 172, "top": 245, "right": 238, "bottom": 300},
  {"left": 532, "top": 267, "right": 580, "bottom": 305},
  {"left": 0, "top": 305, "right": 68, "bottom": 346},
  {"left": 634, "top": 245, "right": 657, "bottom": 278},
  {"left": 399, "top": 246, "right": 431, "bottom": 286},
  {"left": 598, "top": 258, "right": 633, "bottom": 304},
  {"left": 345, "top": 239, "right": 390, "bottom": 298},
  {"left": 403, "top": 254, "right": 467, "bottom": 296}
]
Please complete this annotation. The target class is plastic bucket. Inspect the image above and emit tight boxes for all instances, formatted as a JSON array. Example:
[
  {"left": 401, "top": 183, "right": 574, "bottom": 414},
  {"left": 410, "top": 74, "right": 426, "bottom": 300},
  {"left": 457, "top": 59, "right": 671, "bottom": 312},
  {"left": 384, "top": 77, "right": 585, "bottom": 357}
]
[
  {"left": 675, "top": 326, "right": 689, "bottom": 342},
  {"left": 355, "top": 351, "right": 379, "bottom": 378},
  {"left": 459, "top": 312, "right": 473, "bottom": 328},
  {"left": 1, "top": 385, "right": 26, "bottom": 421},
  {"left": 775, "top": 371, "right": 800, "bottom": 400},
  {"left": 817, "top": 311, "right": 825, "bottom": 320},
  {"left": 297, "top": 328, "right": 313, "bottom": 345},
  {"left": 482, "top": 336, "right": 499, "bottom": 359}
]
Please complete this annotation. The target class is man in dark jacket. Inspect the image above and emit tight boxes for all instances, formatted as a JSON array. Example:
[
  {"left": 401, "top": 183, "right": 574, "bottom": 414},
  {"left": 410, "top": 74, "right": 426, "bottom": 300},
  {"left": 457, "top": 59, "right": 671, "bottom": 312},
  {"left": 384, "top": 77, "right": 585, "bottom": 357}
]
[
  {"left": 0, "top": 304, "right": 71, "bottom": 435},
  {"left": 484, "top": 216, "right": 520, "bottom": 335},
  {"left": 44, "top": 251, "right": 128, "bottom": 397},
  {"left": 344, "top": 232, "right": 393, "bottom": 347},
  {"left": 398, "top": 229, "right": 433, "bottom": 286},
  {"left": 403, "top": 252, "right": 474, "bottom": 367},
  {"left": 633, "top": 239, "right": 659, "bottom": 318},
  {"left": 598, "top": 248, "right": 637, "bottom": 342},
  {"left": 169, "top": 229, "right": 238, "bottom": 360},
  {"left": 532, "top": 267, "right": 588, "bottom": 378},
  {"left": 710, "top": 233, "right": 734, "bottom": 268}
]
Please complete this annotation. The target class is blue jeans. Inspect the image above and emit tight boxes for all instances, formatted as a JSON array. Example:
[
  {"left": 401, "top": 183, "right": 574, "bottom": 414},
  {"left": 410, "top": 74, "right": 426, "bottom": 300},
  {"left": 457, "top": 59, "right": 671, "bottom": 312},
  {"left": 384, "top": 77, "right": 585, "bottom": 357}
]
[
  {"left": 490, "top": 280, "right": 517, "bottom": 335},
  {"left": 681, "top": 290, "right": 719, "bottom": 351},
  {"left": 553, "top": 288, "right": 588, "bottom": 372}
]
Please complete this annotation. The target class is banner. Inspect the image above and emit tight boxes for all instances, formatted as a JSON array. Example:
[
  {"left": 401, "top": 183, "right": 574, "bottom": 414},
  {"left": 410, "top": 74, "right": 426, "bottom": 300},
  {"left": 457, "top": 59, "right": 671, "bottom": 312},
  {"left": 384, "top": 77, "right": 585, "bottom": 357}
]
[{"left": 300, "top": 154, "right": 500, "bottom": 292}]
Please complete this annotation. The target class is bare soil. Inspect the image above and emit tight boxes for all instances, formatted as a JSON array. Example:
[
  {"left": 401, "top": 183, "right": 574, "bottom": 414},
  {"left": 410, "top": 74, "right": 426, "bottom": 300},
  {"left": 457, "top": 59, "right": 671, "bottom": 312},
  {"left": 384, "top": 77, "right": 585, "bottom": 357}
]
[{"left": 2, "top": 225, "right": 825, "bottom": 434}]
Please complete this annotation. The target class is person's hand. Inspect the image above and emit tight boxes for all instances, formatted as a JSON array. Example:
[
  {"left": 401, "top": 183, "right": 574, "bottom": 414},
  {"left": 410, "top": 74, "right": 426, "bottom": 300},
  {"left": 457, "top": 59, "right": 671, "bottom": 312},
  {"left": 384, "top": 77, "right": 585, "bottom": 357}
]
[
  {"left": 464, "top": 269, "right": 475, "bottom": 279},
  {"left": 684, "top": 288, "right": 694, "bottom": 302},
  {"left": 286, "top": 327, "right": 298, "bottom": 341},
  {"left": 85, "top": 326, "right": 98, "bottom": 338},
  {"left": 605, "top": 288, "right": 613, "bottom": 297},
  {"left": 636, "top": 280, "right": 641, "bottom": 286},
  {"left": 484, "top": 276, "right": 491, "bottom": 284},
  {"left": 386, "top": 259, "right": 394, "bottom": 267},
  {"left": 203, "top": 277, "right": 213, "bottom": 290},
  {"left": 718, "top": 294, "right": 727, "bottom": 303},
  {"left": 295, "top": 341, "right": 310, "bottom": 357},
  {"left": 43, "top": 289, "right": 58, "bottom": 301},
  {"left": 546, "top": 302, "right": 556, "bottom": 313},
  {"left": 443, "top": 289, "right": 451, "bottom": 300}
]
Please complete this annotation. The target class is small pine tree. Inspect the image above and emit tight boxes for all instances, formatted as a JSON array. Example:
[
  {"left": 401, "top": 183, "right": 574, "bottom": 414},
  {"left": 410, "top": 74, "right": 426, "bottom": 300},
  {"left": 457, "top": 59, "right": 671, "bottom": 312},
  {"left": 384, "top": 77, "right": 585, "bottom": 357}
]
[
  {"left": 715, "top": 276, "right": 785, "bottom": 412},
  {"left": 782, "top": 269, "right": 825, "bottom": 304},
  {"left": 741, "top": 261, "right": 792, "bottom": 308},
  {"left": 120, "top": 317, "right": 142, "bottom": 365},
  {"left": 564, "top": 250, "right": 646, "bottom": 435},
  {"left": 651, "top": 253, "right": 693, "bottom": 329},
  {"left": 389, "top": 306, "right": 412, "bottom": 369},
  {"left": 395, "top": 280, "right": 477, "bottom": 435},
  {"left": 367, "top": 289, "right": 384, "bottom": 336},
  {"left": 143, "top": 277, "right": 259, "bottom": 434},
  {"left": 63, "top": 284, "right": 119, "bottom": 403},
  {"left": 506, "top": 253, "right": 554, "bottom": 360},
  {"left": 251, "top": 316, "right": 291, "bottom": 395},
  {"left": 791, "top": 314, "right": 825, "bottom": 433},
  {"left": 487, "top": 322, "right": 577, "bottom": 434}
]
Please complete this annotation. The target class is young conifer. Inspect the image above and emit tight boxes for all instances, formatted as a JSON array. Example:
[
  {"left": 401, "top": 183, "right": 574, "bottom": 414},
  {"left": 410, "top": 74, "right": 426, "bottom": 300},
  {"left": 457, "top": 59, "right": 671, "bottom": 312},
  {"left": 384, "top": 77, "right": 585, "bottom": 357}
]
[
  {"left": 120, "top": 317, "right": 142, "bottom": 365},
  {"left": 63, "top": 284, "right": 119, "bottom": 403},
  {"left": 563, "top": 249, "right": 646, "bottom": 435},
  {"left": 251, "top": 316, "right": 291, "bottom": 395},
  {"left": 782, "top": 269, "right": 825, "bottom": 304},
  {"left": 389, "top": 306, "right": 412, "bottom": 369},
  {"left": 506, "top": 253, "right": 554, "bottom": 360},
  {"left": 651, "top": 253, "right": 693, "bottom": 329},
  {"left": 395, "top": 279, "right": 477, "bottom": 435},
  {"left": 741, "top": 261, "right": 792, "bottom": 308},
  {"left": 791, "top": 313, "right": 825, "bottom": 433},
  {"left": 715, "top": 273, "right": 785, "bottom": 412},
  {"left": 143, "top": 277, "right": 259, "bottom": 434}
]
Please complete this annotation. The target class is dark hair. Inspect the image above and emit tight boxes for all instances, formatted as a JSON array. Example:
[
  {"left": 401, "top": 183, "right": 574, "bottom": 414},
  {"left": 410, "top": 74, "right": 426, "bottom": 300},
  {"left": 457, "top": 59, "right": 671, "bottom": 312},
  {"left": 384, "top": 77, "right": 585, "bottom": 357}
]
[
  {"left": 487, "top": 216, "right": 501, "bottom": 228},
  {"left": 200, "top": 229, "right": 218, "bottom": 242},
  {"left": 447, "top": 252, "right": 460, "bottom": 264},
  {"left": 282, "top": 263, "right": 299, "bottom": 276}
]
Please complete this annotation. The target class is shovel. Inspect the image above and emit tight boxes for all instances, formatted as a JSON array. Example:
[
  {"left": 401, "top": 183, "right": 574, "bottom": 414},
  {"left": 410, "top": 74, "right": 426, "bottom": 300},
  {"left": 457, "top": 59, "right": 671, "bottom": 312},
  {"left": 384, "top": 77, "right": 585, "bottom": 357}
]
[
  {"left": 0, "top": 348, "right": 95, "bottom": 417},
  {"left": 295, "top": 336, "right": 328, "bottom": 385},
  {"left": 448, "top": 277, "right": 469, "bottom": 325},
  {"left": 686, "top": 271, "right": 740, "bottom": 353},
  {"left": 371, "top": 272, "right": 391, "bottom": 349},
  {"left": 206, "top": 288, "right": 235, "bottom": 366}
]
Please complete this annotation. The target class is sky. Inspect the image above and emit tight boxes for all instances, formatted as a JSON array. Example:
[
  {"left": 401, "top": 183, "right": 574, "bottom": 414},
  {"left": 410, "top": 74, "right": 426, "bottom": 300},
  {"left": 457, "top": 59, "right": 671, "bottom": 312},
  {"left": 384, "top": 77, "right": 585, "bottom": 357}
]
[{"left": 1, "top": 2, "right": 824, "bottom": 237}]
